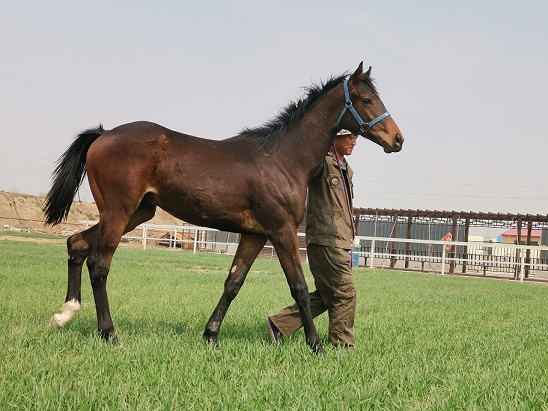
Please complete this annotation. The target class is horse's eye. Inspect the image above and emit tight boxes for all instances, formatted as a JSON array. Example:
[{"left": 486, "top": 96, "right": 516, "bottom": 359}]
[{"left": 363, "top": 98, "right": 372, "bottom": 105}]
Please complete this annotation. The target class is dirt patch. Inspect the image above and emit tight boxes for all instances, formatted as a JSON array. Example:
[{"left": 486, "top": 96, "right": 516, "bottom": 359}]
[{"left": 0, "top": 191, "right": 186, "bottom": 236}]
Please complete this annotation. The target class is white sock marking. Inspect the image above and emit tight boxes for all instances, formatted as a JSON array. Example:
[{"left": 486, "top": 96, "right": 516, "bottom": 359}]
[{"left": 49, "top": 298, "right": 81, "bottom": 328}]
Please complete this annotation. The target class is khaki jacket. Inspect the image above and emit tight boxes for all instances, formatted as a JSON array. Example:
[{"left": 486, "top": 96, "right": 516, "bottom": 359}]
[{"left": 305, "top": 151, "right": 354, "bottom": 250}]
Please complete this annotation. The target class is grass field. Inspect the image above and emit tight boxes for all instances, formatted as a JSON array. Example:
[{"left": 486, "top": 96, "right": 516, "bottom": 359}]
[{"left": 1, "top": 233, "right": 547, "bottom": 410}]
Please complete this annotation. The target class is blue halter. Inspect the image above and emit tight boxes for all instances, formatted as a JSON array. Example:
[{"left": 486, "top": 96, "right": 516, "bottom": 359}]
[{"left": 336, "top": 78, "right": 390, "bottom": 135}]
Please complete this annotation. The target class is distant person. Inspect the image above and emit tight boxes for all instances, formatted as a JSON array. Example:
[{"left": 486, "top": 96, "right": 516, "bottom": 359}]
[{"left": 267, "top": 129, "right": 357, "bottom": 347}]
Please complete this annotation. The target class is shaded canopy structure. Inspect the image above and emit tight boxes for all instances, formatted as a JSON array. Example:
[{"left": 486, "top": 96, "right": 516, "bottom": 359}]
[
  {"left": 353, "top": 208, "right": 548, "bottom": 277},
  {"left": 354, "top": 208, "right": 548, "bottom": 228}
]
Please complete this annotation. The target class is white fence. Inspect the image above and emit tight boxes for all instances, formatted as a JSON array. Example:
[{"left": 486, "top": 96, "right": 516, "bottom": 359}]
[
  {"left": 111, "top": 223, "right": 307, "bottom": 256},
  {"left": 357, "top": 236, "right": 548, "bottom": 283},
  {"left": 80, "top": 222, "right": 548, "bottom": 282},
  {"left": 122, "top": 224, "right": 239, "bottom": 254}
]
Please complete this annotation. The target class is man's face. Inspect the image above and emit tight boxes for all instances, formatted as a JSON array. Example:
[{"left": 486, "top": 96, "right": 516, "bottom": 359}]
[{"left": 333, "top": 134, "right": 358, "bottom": 157}]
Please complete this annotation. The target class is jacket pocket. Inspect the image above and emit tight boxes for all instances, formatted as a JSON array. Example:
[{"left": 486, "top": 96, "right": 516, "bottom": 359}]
[{"left": 307, "top": 206, "right": 343, "bottom": 237}]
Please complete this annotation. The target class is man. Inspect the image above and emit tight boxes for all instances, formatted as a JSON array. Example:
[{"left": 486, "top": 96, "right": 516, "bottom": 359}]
[{"left": 266, "top": 129, "right": 358, "bottom": 347}]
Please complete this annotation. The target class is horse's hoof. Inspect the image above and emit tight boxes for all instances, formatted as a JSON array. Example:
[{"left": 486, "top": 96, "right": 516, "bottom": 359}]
[
  {"left": 311, "top": 343, "right": 326, "bottom": 356},
  {"left": 49, "top": 299, "right": 81, "bottom": 328},
  {"left": 99, "top": 329, "right": 117, "bottom": 344},
  {"left": 49, "top": 314, "right": 65, "bottom": 328},
  {"left": 203, "top": 333, "right": 219, "bottom": 349}
]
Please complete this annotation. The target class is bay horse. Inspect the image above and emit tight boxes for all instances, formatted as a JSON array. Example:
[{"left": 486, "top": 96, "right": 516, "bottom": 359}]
[{"left": 45, "top": 62, "right": 403, "bottom": 355}]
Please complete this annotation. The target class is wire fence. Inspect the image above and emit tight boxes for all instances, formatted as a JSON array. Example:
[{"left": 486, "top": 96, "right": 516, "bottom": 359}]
[{"left": 5, "top": 218, "right": 547, "bottom": 282}]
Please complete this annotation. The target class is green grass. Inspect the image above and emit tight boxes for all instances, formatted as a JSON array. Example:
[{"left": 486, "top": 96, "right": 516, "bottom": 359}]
[{"left": 1, "top": 237, "right": 547, "bottom": 410}]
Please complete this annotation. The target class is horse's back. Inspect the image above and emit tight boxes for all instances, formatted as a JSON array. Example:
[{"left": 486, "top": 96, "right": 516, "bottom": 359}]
[
  {"left": 86, "top": 121, "right": 195, "bottom": 164},
  {"left": 88, "top": 120, "right": 247, "bottom": 156},
  {"left": 97, "top": 121, "right": 187, "bottom": 145},
  {"left": 84, "top": 121, "right": 265, "bottom": 230}
]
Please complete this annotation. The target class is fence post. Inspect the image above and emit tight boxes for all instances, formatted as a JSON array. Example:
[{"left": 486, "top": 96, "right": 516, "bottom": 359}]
[
  {"left": 405, "top": 216, "right": 412, "bottom": 269},
  {"left": 142, "top": 226, "right": 147, "bottom": 250},
  {"left": 390, "top": 213, "right": 398, "bottom": 269},
  {"left": 193, "top": 229, "right": 198, "bottom": 254},
  {"left": 369, "top": 239, "right": 375, "bottom": 269},
  {"left": 441, "top": 245, "right": 446, "bottom": 275},
  {"left": 519, "top": 247, "right": 525, "bottom": 283}
]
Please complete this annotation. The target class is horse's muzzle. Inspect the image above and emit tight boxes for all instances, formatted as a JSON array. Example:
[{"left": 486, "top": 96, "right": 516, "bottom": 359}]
[{"left": 384, "top": 133, "right": 404, "bottom": 153}]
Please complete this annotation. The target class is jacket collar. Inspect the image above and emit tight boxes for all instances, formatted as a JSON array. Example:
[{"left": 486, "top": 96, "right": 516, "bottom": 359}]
[{"left": 327, "top": 150, "right": 347, "bottom": 169}]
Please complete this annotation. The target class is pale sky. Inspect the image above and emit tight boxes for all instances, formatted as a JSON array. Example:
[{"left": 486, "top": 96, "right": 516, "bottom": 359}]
[{"left": 1, "top": 1, "right": 547, "bottom": 215}]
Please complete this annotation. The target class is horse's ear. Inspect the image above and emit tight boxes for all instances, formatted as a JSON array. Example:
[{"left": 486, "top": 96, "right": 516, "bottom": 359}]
[
  {"left": 350, "top": 62, "right": 372, "bottom": 82},
  {"left": 350, "top": 62, "right": 364, "bottom": 79}
]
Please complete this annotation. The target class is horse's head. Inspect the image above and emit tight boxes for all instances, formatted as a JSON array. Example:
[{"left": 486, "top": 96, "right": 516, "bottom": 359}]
[{"left": 338, "top": 62, "right": 404, "bottom": 153}]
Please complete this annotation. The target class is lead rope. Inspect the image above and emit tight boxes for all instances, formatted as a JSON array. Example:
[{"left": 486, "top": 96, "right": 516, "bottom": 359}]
[{"left": 332, "top": 145, "right": 356, "bottom": 266}]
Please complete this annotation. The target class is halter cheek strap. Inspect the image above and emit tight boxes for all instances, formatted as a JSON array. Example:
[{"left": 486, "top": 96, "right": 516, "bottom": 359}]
[{"left": 336, "top": 78, "right": 390, "bottom": 135}]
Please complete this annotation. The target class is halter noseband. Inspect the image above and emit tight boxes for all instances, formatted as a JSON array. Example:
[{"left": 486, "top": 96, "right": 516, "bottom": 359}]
[{"left": 336, "top": 78, "right": 390, "bottom": 135}]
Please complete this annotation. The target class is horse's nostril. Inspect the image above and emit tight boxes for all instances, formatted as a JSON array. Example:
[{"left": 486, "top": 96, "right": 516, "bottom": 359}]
[{"left": 395, "top": 134, "right": 404, "bottom": 145}]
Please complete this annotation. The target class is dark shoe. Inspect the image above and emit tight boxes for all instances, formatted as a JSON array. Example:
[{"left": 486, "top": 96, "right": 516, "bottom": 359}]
[{"left": 266, "top": 317, "right": 282, "bottom": 343}]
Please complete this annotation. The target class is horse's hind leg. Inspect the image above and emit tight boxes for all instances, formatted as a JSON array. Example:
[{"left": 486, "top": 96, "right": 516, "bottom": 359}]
[
  {"left": 204, "top": 233, "right": 267, "bottom": 348},
  {"left": 88, "top": 203, "right": 156, "bottom": 341},
  {"left": 85, "top": 221, "right": 123, "bottom": 340},
  {"left": 50, "top": 201, "right": 156, "bottom": 337},
  {"left": 50, "top": 225, "right": 99, "bottom": 328}
]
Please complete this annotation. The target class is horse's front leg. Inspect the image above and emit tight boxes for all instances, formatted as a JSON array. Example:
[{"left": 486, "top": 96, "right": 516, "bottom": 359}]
[
  {"left": 270, "top": 228, "right": 325, "bottom": 355},
  {"left": 204, "top": 233, "right": 267, "bottom": 348}
]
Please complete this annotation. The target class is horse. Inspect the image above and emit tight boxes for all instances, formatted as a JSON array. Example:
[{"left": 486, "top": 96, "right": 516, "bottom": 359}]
[{"left": 44, "top": 62, "right": 403, "bottom": 355}]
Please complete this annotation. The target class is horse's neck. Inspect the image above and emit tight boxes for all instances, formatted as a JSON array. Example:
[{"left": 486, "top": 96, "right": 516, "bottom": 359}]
[{"left": 280, "top": 87, "right": 344, "bottom": 179}]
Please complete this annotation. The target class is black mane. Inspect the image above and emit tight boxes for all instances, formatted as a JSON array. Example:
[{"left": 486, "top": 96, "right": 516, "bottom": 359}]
[
  {"left": 240, "top": 73, "right": 378, "bottom": 149},
  {"left": 240, "top": 73, "right": 378, "bottom": 148}
]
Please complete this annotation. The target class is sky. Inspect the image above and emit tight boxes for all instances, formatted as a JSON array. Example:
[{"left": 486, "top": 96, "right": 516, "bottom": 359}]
[{"left": 1, "top": 1, "right": 548, "bottom": 216}]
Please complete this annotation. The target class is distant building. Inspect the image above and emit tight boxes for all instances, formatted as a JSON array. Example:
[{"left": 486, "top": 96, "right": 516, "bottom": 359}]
[{"left": 501, "top": 229, "right": 542, "bottom": 245}]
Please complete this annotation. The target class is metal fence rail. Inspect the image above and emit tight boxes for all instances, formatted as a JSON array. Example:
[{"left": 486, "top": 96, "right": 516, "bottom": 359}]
[
  {"left": 115, "top": 223, "right": 308, "bottom": 258},
  {"left": 357, "top": 236, "right": 548, "bottom": 282},
  {"left": 77, "top": 222, "right": 548, "bottom": 282},
  {"left": 121, "top": 224, "right": 240, "bottom": 254}
]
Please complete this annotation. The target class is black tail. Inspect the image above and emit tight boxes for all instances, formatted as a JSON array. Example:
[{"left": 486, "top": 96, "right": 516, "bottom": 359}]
[{"left": 44, "top": 125, "right": 105, "bottom": 225}]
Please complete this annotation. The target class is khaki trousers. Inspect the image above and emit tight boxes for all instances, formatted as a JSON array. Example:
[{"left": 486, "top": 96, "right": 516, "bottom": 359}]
[{"left": 269, "top": 243, "right": 356, "bottom": 347}]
